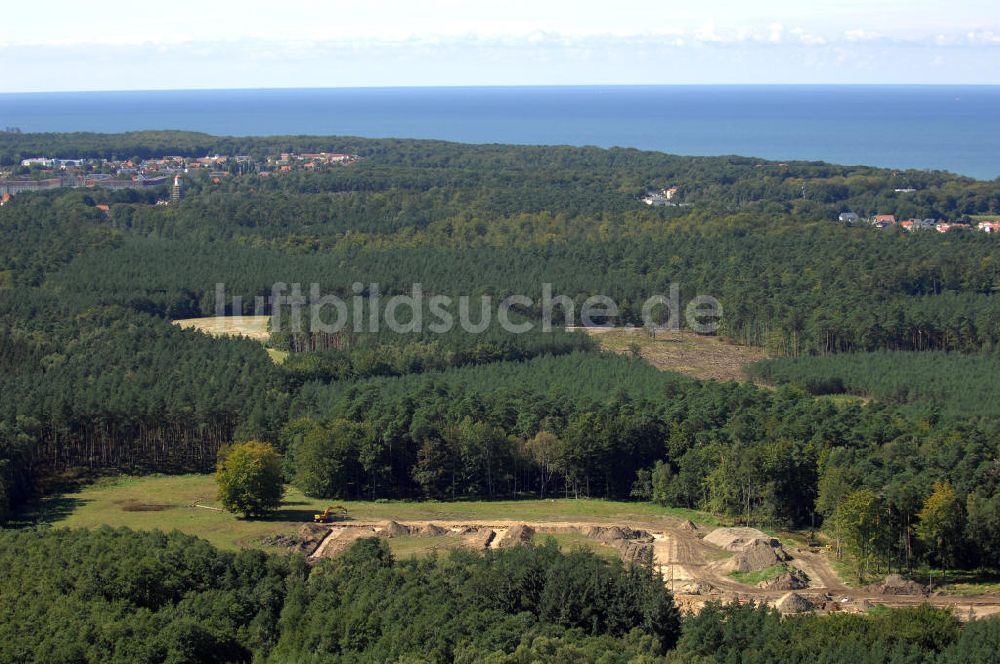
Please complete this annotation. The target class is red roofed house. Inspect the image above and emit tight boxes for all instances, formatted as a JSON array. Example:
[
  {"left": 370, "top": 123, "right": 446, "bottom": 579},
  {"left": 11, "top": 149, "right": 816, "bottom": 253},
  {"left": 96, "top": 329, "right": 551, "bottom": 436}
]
[
  {"left": 872, "top": 214, "right": 896, "bottom": 229},
  {"left": 978, "top": 221, "right": 999, "bottom": 234}
]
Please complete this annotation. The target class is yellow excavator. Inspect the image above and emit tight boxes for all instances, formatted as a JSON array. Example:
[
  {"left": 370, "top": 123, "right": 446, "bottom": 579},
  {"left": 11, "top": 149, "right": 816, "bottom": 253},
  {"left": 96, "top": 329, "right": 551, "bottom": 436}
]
[{"left": 313, "top": 505, "right": 348, "bottom": 523}]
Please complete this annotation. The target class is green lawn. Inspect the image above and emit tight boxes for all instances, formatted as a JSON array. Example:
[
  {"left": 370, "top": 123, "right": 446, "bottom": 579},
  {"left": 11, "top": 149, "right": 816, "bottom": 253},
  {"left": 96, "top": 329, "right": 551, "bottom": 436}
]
[
  {"left": 386, "top": 534, "right": 471, "bottom": 559},
  {"left": 30, "top": 474, "right": 719, "bottom": 551},
  {"left": 539, "top": 533, "right": 622, "bottom": 561},
  {"left": 729, "top": 564, "right": 787, "bottom": 585},
  {"left": 266, "top": 348, "right": 289, "bottom": 363},
  {"left": 909, "top": 568, "right": 1000, "bottom": 596}
]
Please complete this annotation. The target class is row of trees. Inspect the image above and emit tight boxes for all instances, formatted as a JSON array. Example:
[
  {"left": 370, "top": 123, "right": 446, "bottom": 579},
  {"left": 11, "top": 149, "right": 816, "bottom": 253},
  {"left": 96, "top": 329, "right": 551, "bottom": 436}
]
[
  {"left": 2, "top": 525, "right": 997, "bottom": 662},
  {"left": 268, "top": 351, "right": 1000, "bottom": 570},
  {"left": 0, "top": 527, "right": 681, "bottom": 662},
  {"left": 826, "top": 481, "right": 1000, "bottom": 582},
  {"left": 749, "top": 350, "right": 1000, "bottom": 421}
]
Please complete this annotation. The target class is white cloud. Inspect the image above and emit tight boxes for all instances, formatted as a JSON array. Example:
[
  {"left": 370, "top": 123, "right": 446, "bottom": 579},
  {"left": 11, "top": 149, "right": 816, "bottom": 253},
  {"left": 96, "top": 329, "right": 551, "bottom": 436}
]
[
  {"left": 3, "top": 14, "right": 1000, "bottom": 91},
  {"left": 791, "top": 28, "right": 827, "bottom": 46},
  {"left": 844, "top": 29, "right": 882, "bottom": 42},
  {"left": 965, "top": 30, "right": 1000, "bottom": 45}
]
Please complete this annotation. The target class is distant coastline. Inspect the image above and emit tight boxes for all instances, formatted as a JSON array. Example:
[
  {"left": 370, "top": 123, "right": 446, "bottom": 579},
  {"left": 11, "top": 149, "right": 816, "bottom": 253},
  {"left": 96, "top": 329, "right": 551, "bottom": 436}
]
[{"left": 2, "top": 85, "right": 999, "bottom": 179}]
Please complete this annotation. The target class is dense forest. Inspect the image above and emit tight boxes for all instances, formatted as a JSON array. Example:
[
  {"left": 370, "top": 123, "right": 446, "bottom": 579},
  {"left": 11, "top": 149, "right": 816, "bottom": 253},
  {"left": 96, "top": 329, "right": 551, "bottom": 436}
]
[
  {"left": 1, "top": 527, "right": 997, "bottom": 663},
  {"left": 2, "top": 131, "right": 1000, "bottom": 580},
  {"left": 749, "top": 352, "right": 1000, "bottom": 420}
]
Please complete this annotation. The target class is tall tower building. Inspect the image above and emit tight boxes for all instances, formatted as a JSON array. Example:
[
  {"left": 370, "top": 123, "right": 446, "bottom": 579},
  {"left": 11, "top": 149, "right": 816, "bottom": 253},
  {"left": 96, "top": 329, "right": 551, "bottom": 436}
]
[{"left": 171, "top": 175, "right": 182, "bottom": 204}]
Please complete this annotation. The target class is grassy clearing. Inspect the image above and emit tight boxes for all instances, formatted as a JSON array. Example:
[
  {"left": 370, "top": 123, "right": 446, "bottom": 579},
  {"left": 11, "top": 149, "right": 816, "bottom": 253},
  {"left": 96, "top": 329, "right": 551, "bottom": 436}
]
[
  {"left": 31, "top": 474, "right": 720, "bottom": 551},
  {"left": 386, "top": 534, "right": 470, "bottom": 559},
  {"left": 266, "top": 348, "right": 289, "bottom": 363},
  {"left": 539, "top": 533, "right": 623, "bottom": 561},
  {"left": 585, "top": 329, "right": 767, "bottom": 382},
  {"left": 729, "top": 564, "right": 788, "bottom": 585}
]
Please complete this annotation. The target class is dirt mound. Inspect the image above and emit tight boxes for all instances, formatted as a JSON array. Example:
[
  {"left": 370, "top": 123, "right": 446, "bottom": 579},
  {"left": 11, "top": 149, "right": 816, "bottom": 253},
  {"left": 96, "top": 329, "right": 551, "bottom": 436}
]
[
  {"left": 863, "top": 574, "right": 928, "bottom": 596},
  {"left": 311, "top": 527, "right": 378, "bottom": 559},
  {"left": 587, "top": 526, "right": 653, "bottom": 544},
  {"left": 679, "top": 580, "right": 717, "bottom": 595},
  {"left": 759, "top": 568, "right": 810, "bottom": 590},
  {"left": 419, "top": 523, "right": 449, "bottom": 536},
  {"left": 599, "top": 526, "right": 628, "bottom": 541},
  {"left": 678, "top": 519, "right": 698, "bottom": 531},
  {"left": 725, "top": 539, "right": 790, "bottom": 573},
  {"left": 464, "top": 528, "right": 496, "bottom": 549},
  {"left": 583, "top": 526, "right": 654, "bottom": 564},
  {"left": 613, "top": 540, "right": 654, "bottom": 565},
  {"left": 776, "top": 592, "right": 814, "bottom": 614},
  {"left": 382, "top": 521, "right": 412, "bottom": 537},
  {"left": 120, "top": 501, "right": 174, "bottom": 512},
  {"left": 497, "top": 524, "right": 535, "bottom": 548},
  {"left": 260, "top": 523, "right": 329, "bottom": 554},
  {"left": 704, "top": 527, "right": 770, "bottom": 551}
]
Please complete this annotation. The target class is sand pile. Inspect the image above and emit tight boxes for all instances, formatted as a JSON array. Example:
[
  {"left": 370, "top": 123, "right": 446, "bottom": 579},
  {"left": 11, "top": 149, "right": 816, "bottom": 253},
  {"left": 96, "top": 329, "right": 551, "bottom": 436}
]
[
  {"left": 584, "top": 526, "right": 654, "bottom": 565},
  {"left": 706, "top": 527, "right": 791, "bottom": 574},
  {"left": 464, "top": 528, "right": 496, "bottom": 549},
  {"left": 704, "top": 527, "right": 771, "bottom": 551},
  {"left": 776, "top": 592, "right": 814, "bottom": 614},
  {"left": 863, "top": 574, "right": 928, "bottom": 596},
  {"left": 613, "top": 540, "right": 654, "bottom": 565},
  {"left": 496, "top": 524, "right": 535, "bottom": 548},
  {"left": 726, "top": 538, "right": 791, "bottom": 573},
  {"left": 382, "top": 521, "right": 412, "bottom": 537},
  {"left": 588, "top": 526, "right": 653, "bottom": 544},
  {"left": 419, "top": 523, "right": 449, "bottom": 536}
]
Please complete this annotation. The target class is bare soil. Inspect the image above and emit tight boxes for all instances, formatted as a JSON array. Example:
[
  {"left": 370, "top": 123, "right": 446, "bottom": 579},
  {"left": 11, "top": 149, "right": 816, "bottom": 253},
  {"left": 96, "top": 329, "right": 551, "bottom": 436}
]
[
  {"left": 580, "top": 328, "right": 767, "bottom": 382},
  {"left": 301, "top": 516, "right": 1000, "bottom": 619},
  {"left": 117, "top": 500, "right": 175, "bottom": 512},
  {"left": 173, "top": 316, "right": 271, "bottom": 342}
]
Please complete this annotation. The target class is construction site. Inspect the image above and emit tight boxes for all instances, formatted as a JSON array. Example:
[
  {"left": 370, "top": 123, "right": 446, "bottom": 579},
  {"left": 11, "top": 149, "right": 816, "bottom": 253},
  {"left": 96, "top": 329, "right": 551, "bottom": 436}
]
[{"left": 273, "top": 516, "right": 1000, "bottom": 620}]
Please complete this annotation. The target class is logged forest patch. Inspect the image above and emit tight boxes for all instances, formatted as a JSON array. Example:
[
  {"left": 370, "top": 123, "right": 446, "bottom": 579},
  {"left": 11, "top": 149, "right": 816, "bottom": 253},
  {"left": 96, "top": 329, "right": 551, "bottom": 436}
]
[
  {"left": 174, "top": 315, "right": 286, "bottom": 363},
  {"left": 585, "top": 329, "right": 767, "bottom": 382},
  {"left": 174, "top": 315, "right": 272, "bottom": 342}
]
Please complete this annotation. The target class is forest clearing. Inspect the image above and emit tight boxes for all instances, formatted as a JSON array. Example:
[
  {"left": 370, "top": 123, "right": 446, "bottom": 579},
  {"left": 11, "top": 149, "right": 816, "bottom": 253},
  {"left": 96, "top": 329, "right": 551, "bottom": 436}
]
[
  {"left": 174, "top": 315, "right": 271, "bottom": 341},
  {"left": 173, "top": 315, "right": 288, "bottom": 362},
  {"left": 33, "top": 474, "right": 1000, "bottom": 619},
  {"left": 173, "top": 315, "right": 767, "bottom": 381},
  {"left": 583, "top": 328, "right": 768, "bottom": 382}
]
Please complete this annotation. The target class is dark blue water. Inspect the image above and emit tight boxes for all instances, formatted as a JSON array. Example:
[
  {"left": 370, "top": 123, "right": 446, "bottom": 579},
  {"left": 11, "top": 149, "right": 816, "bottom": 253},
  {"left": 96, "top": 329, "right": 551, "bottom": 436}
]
[{"left": 2, "top": 86, "right": 999, "bottom": 179}]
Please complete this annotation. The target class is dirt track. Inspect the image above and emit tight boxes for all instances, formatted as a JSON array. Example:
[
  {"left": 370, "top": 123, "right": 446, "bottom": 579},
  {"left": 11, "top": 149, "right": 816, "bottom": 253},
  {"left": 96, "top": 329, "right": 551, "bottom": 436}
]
[{"left": 304, "top": 517, "right": 1000, "bottom": 618}]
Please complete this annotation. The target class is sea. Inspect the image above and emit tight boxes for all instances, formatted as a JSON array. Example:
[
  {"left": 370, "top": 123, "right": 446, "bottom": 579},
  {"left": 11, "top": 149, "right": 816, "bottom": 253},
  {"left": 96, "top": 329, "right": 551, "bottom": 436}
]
[{"left": 1, "top": 85, "right": 999, "bottom": 180}]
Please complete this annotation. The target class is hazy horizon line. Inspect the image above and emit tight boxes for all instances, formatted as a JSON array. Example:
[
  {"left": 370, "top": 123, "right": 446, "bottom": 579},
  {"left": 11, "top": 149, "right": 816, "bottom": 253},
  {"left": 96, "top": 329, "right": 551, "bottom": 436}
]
[{"left": 4, "top": 82, "right": 1000, "bottom": 96}]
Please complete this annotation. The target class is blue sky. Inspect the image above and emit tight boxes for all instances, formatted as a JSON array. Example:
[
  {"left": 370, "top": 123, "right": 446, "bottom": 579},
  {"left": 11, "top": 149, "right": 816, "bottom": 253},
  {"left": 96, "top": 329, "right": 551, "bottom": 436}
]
[{"left": 1, "top": 0, "right": 998, "bottom": 91}]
